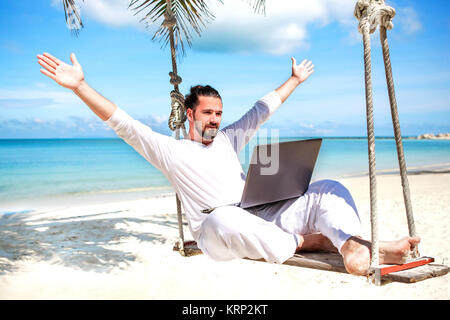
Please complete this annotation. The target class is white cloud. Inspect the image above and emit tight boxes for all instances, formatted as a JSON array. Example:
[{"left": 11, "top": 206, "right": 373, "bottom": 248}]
[
  {"left": 0, "top": 116, "right": 115, "bottom": 138},
  {"left": 0, "top": 87, "right": 78, "bottom": 108},
  {"left": 149, "top": 114, "right": 168, "bottom": 124},
  {"left": 298, "top": 122, "right": 314, "bottom": 129},
  {"left": 80, "top": 0, "right": 144, "bottom": 29},
  {"left": 51, "top": 0, "right": 147, "bottom": 30},
  {"left": 395, "top": 7, "right": 422, "bottom": 35},
  {"left": 50, "top": 0, "right": 356, "bottom": 54},
  {"left": 32, "top": 117, "right": 46, "bottom": 124},
  {"left": 191, "top": 0, "right": 357, "bottom": 54}
]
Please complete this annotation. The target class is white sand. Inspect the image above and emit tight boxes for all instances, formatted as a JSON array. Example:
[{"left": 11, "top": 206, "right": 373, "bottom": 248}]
[{"left": 0, "top": 172, "right": 448, "bottom": 300}]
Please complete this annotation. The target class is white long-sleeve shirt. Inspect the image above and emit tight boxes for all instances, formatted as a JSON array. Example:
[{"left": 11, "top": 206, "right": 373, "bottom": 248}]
[{"left": 105, "top": 91, "right": 282, "bottom": 240}]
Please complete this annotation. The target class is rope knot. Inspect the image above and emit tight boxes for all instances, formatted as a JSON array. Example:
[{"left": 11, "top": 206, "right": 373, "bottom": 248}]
[
  {"left": 354, "top": 0, "right": 371, "bottom": 21},
  {"left": 168, "top": 90, "right": 186, "bottom": 131},
  {"left": 162, "top": 10, "right": 176, "bottom": 28},
  {"left": 379, "top": 6, "right": 395, "bottom": 30},
  {"left": 354, "top": 0, "right": 396, "bottom": 34},
  {"left": 169, "top": 71, "right": 182, "bottom": 86}
]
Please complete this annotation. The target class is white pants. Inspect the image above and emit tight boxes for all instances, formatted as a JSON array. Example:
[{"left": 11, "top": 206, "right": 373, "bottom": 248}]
[{"left": 197, "top": 180, "right": 362, "bottom": 264}]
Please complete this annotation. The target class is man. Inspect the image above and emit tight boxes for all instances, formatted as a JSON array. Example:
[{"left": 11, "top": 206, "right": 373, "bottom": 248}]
[{"left": 37, "top": 52, "right": 420, "bottom": 276}]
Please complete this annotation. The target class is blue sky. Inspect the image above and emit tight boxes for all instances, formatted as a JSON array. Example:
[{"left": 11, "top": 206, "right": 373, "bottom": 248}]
[{"left": 0, "top": 0, "right": 449, "bottom": 138}]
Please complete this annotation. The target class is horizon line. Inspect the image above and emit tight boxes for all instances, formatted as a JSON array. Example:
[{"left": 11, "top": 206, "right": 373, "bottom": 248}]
[{"left": 0, "top": 135, "right": 438, "bottom": 140}]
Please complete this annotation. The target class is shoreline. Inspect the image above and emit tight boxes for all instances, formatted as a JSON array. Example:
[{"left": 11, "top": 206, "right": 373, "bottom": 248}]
[
  {"left": 333, "top": 162, "right": 450, "bottom": 179},
  {"left": 2, "top": 162, "right": 450, "bottom": 214}
]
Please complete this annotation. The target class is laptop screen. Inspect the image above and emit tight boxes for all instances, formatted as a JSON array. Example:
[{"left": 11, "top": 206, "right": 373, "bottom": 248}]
[{"left": 239, "top": 138, "right": 322, "bottom": 208}]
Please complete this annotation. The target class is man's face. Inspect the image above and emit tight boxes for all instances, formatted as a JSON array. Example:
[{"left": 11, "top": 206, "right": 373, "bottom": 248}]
[{"left": 187, "top": 95, "right": 223, "bottom": 145}]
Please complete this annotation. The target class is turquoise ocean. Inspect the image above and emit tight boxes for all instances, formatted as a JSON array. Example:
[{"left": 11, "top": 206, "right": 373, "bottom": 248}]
[{"left": 1, "top": 137, "right": 449, "bottom": 212}]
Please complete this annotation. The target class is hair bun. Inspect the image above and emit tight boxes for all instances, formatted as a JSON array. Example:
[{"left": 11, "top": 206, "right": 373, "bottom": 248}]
[{"left": 185, "top": 85, "right": 221, "bottom": 110}]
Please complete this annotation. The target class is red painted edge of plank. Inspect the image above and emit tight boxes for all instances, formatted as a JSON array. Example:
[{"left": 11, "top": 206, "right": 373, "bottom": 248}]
[{"left": 380, "top": 257, "right": 435, "bottom": 276}]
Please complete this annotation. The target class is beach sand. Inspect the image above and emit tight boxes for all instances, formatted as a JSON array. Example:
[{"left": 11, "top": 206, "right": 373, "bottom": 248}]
[{"left": 0, "top": 171, "right": 448, "bottom": 300}]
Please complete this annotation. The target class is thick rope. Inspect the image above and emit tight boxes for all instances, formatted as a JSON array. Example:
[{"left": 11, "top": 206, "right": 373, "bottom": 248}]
[
  {"left": 164, "top": 0, "right": 187, "bottom": 256},
  {"left": 355, "top": 0, "right": 420, "bottom": 270},
  {"left": 168, "top": 90, "right": 186, "bottom": 131},
  {"left": 379, "top": 26, "right": 419, "bottom": 258},
  {"left": 363, "top": 19, "right": 380, "bottom": 268},
  {"left": 175, "top": 127, "right": 186, "bottom": 256},
  {"left": 355, "top": 0, "right": 380, "bottom": 268},
  {"left": 166, "top": 4, "right": 187, "bottom": 133}
]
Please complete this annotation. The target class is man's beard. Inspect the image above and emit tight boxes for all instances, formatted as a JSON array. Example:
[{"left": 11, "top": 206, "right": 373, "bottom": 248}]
[
  {"left": 193, "top": 117, "right": 219, "bottom": 141},
  {"left": 201, "top": 126, "right": 218, "bottom": 141}
]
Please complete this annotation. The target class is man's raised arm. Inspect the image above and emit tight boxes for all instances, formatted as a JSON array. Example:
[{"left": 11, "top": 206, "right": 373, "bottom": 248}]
[
  {"left": 37, "top": 52, "right": 116, "bottom": 121},
  {"left": 37, "top": 52, "right": 176, "bottom": 173},
  {"left": 275, "top": 57, "right": 315, "bottom": 103},
  {"left": 222, "top": 57, "right": 315, "bottom": 153}
]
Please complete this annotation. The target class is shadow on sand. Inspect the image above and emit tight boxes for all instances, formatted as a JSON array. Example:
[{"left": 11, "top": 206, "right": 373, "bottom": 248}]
[{"left": 0, "top": 209, "right": 183, "bottom": 274}]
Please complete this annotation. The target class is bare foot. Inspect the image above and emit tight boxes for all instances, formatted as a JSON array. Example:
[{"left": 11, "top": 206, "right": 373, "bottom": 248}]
[
  {"left": 340, "top": 236, "right": 421, "bottom": 276},
  {"left": 379, "top": 236, "right": 421, "bottom": 265},
  {"left": 340, "top": 236, "right": 371, "bottom": 276}
]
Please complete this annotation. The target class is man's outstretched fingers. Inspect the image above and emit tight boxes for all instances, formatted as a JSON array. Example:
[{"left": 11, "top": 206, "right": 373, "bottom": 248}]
[
  {"left": 40, "top": 68, "right": 56, "bottom": 81},
  {"left": 43, "top": 52, "right": 62, "bottom": 66},
  {"left": 37, "top": 58, "right": 56, "bottom": 74},
  {"left": 38, "top": 54, "right": 58, "bottom": 69}
]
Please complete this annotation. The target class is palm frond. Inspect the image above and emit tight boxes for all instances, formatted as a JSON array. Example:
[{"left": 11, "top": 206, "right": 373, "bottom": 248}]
[
  {"left": 129, "top": 0, "right": 265, "bottom": 56},
  {"left": 61, "top": 0, "right": 266, "bottom": 54},
  {"left": 62, "top": 0, "right": 84, "bottom": 35},
  {"left": 245, "top": 0, "right": 266, "bottom": 15},
  {"left": 129, "top": 0, "right": 218, "bottom": 56}
]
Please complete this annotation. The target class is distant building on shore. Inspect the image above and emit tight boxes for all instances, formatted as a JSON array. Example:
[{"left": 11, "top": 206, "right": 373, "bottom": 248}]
[{"left": 416, "top": 133, "right": 450, "bottom": 140}]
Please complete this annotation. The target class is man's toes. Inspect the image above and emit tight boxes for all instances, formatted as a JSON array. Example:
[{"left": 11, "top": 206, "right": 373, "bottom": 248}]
[{"left": 408, "top": 236, "right": 421, "bottom": 248}]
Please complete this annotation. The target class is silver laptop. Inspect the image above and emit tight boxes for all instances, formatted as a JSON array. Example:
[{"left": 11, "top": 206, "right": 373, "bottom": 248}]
[{"left": 202, "top": 138, "right": 322, "bottom": 213}]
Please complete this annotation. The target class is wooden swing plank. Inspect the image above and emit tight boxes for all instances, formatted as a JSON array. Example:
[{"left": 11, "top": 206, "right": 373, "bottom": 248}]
[
  {"left": 285, "top": 252, "right": 347, "bottom": 273},
  {"left": 173, "top": 241, "right": 449, "bottom": 284},
  {"left": 378, "top": 263, "right": 450, "bottom": 284},
  {"left": 287, "top": 253, "right": 449, "bottom": 284}
]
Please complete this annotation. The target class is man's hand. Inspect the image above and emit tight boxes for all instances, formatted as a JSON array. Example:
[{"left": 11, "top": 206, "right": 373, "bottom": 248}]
[
  {"left": 37, "top": 52, "right": 84, "bottom": 90},
  {"left": 37, "top": 52, "right": 116, "bottom": 121},
  {"left": 291, "top": 57, "right": 314, "bottom": 84},
  {"left": 275, "top": 57, "right": 315, "bottom": 103}
]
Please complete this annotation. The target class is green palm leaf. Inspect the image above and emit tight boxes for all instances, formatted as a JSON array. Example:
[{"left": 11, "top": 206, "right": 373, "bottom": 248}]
[
  {"left": 62, "top": 0, "right": 84, "bottom": 35},
  {"left": 130, "top": 0, "right": 218, "bottom": 55},
  {"left": 61, "top": 0, "right": 266, "bottom": 55}
]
